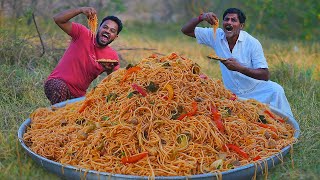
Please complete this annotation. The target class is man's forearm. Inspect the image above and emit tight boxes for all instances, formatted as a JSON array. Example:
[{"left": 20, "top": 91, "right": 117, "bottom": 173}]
[
  {"left": 238, "top": 67, "right": 270, "bottom": 81},
  {"left": 181, "top": 17, "right": 201, "bottom": 37}
]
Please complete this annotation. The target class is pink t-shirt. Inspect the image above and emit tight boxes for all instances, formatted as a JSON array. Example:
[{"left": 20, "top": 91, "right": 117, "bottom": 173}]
[{"left": 47, "top": 22, "right": 120, "bottom": 97}]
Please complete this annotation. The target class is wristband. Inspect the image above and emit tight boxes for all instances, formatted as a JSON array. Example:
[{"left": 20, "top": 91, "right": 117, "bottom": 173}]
[{"left": 198, "top": 13, "right": 203, "bottom": 22}]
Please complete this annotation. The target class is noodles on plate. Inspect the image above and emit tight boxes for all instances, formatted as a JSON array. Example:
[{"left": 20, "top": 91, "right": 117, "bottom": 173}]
[{"left": 88, "top": 14, "right": 98, "bottom": 36}]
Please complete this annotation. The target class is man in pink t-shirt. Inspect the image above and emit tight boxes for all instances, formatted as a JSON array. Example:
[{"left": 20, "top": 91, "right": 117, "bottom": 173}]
[{"left": 44, "top": 7, "right": 123, "bottom": 105}]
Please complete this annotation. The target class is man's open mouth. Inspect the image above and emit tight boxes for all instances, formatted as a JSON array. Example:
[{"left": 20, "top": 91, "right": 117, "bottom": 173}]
[
  {"left": 225, "top": 25, "right": 233, "bottom": 31},
  {"left": 101, "top": 33, "right": 109, "bottom": 42},
  {"left": 102, "top": 33, "right": 109, "bottom": 38}
]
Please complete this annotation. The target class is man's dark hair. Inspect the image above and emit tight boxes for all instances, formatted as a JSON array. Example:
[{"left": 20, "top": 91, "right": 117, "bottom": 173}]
[
  {"left": 223, "top": 8, "right": 246, "bottom": 24},
  {"left": 99, "top": 16, "right": 123, "bottom": 34}
]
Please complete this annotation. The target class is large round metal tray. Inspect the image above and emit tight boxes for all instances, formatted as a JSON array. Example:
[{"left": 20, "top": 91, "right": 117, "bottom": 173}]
[{"left": 18, "top": 97, "right": 300, "bottom": 180}]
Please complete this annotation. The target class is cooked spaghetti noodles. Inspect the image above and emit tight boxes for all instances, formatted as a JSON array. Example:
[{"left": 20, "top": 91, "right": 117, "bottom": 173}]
[
  {"left": 24, "top": 53, "right": 296, "bottom": 177},
  {"left": 213, "top": 17, "right": 219, "bottom": 39},
  {"left": 88, "top": 14, "right": 98, "bottom": 36}
]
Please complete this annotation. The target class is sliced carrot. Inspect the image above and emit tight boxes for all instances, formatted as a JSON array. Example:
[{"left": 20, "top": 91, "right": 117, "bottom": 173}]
[
  {"left": 121, "top": 151, "right": 148, "bottom": 164},
  {"left": 120, "top": 66, "right": 142, "bottom": 84}
]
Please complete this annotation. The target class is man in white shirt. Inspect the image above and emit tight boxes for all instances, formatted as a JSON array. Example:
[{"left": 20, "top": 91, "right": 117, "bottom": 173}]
[{"left": 181, "top": 8, "right": 294, "bottom": 118}]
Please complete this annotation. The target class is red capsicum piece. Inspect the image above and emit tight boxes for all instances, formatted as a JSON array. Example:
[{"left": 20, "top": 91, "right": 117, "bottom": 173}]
[
  {"left": 264, "top": 109, "right": 285, "bottom": 123},
  {"left": 132, "top": 84, "right": 147, "bottom": 97},
  {"left": 254, "top": 122, "right": 277, "bottom": 133},
  {"left": 121, "top": 151, "right": 148, "bottom": 164},
  {"left": 177, "top": 102, "right": 198, "bottom": 120},
  {"left": 224, "top": 144, "right": 249, "bottom": 159},
  {"left": 211, "top": 106, "right": 225, "bottom": 133},
  {"left": 277, "top": 117, "right": 285, "bottom": 123},
  {"left": 177, "top": 113, "right": 187, "bottom": 120},
  {"left": 187, "top": 101, "right": 198, "bottom": 116},
  {"left": 168, "top": 52, "right": 178, "bottom": 60},
  {"left": 253, "top": 155, "right": 261, "bottom": 161}
]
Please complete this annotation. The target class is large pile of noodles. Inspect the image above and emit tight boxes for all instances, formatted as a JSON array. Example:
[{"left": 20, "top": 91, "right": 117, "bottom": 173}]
[{"left": 24, "top": 53, "right": 296, "bottom": 177}]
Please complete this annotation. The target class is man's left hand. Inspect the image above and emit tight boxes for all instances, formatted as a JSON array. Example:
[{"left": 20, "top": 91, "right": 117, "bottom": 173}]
[
  {"left": 100, "top": 62, "right": 119, "bottom": 74},
  {"left": 222, "top": 58, "right": 270, "bottom": 80},
  {"left": 222, "top": 58, "right": 243, "bottom": 72}
]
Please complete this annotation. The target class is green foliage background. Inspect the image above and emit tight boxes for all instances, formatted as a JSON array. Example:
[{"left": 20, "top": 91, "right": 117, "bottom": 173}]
[
  {"left": 183, "top": 0, "right": 320, "bottom": 41},
  {"left": 1, "top": 0, "right": 319, "bottom": 41}
]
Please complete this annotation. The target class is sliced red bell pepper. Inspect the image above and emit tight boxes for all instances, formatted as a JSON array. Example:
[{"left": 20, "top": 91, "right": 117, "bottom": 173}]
[
  {"left": 224, "top": 144, "right": 249, "bottom": 159},
  {"left": 187, "top": 101, "right": 198, "bottom": 116},
  {"left": 253, "top": 155, "right": 261, "bottom": 161},
  {"left": 277, "top": 117, "right": 285, "bottom": 123},
  {"left": 254, "top": 122, "right": 277, "bottom": 133},
  {"left": 121, "top": 151, "right": 148, "bottom": 164},
  {"left": 168, "top": 52, "right": 178, "bottom": 60},
  {"left": 264, "top": 109, "right": 285, "bottom": 123},
  {"left": 177, "top": 113, "right": 187, "bottom": 120},
  {"left": 264, "top": 109, "right": 275, "bottom": 118},
  {"left": 177, "top": 102, "right": 198, "bottom": 120},
  {"left": 132, "top": 83, "right": 147, "bottom": 97},
  {"left": 211, "top": 106, "right": 225, "bottom": 133},
  {"left": 215, "top": 120, "right": 225, "bottom": 133}
]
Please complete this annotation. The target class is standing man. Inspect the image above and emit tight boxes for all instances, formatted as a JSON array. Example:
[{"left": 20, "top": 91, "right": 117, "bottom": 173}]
[
  {"left": 181, "top": 8, "right": 294, "bottom": 117},
  {"left": 44, "top": 7, "right": 123, "bottom": 105}
]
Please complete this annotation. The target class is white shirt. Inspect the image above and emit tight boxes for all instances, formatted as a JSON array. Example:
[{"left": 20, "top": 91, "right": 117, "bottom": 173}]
[{"left": 195, "top": 27, "right": 268, "bottom": 94}]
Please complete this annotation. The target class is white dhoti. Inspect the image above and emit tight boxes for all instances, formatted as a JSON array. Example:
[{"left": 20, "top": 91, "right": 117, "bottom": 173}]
[{"left": 237, "top": 81, "right": 294, "bottom": 118}]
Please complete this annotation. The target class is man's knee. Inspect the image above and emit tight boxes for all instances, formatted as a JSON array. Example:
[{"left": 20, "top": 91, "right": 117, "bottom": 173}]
[{"left": 269, "top": 81, "right": 285, "bottom": 94}]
